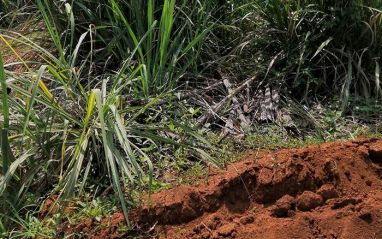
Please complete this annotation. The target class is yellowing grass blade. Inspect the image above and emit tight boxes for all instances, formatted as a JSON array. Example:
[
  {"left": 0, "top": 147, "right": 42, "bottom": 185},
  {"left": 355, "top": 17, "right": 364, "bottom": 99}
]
[
  {"left": 0, "top": 34, "right": 57, "bottom": 106},
  {"left": 0, "top": 34, "right": 32, "bottom": 73},
  {"left": 23, "top": 65, "right": 47, "bottom": 136}
]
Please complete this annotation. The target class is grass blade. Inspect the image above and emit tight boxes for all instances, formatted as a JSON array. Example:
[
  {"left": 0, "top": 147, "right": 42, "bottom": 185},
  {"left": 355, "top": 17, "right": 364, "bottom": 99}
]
[
  {"left": 0, "top": 49, "right": 10, "bottom": 176},
  {"left": 94, "top": 89, "right": 130, "bottom": 227}
]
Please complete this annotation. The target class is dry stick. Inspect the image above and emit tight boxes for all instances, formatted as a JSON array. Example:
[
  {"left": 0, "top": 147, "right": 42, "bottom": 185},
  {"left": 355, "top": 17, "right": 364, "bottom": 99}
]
[
  {"left": 127, "top": 81, "right": 224, "bottom": 106},
  {"left": 223, "top": 78, "right": 248, "bottom": 129},
  {"left": 201, "top": 222, "right": 213, "bottom": 234},
  {"left": 245, "top": 81, "right": 250, "bottom": 112},
  {"left": 232, "top": 165, "right": 252, "bottom": 199},
  {"left": 197, "top": 76, "right": 256, "bottom": 125},
  {"left": 179, "top": 81, "right": 224, "bottom": 99},
  {"left": 201, "top": 93, "right": 216, "bottom": 105}
]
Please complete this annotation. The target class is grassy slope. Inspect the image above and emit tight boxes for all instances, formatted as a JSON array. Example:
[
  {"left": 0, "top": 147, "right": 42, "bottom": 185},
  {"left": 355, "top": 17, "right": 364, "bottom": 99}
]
[{"left": 1, "top": 0, "right": 382, "bottom": 237}]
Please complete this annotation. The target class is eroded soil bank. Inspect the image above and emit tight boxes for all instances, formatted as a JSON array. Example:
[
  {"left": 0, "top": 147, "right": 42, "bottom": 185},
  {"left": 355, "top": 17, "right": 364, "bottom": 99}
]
[{"left": 59, "top": 137, "right": 382, "bottom": 238}]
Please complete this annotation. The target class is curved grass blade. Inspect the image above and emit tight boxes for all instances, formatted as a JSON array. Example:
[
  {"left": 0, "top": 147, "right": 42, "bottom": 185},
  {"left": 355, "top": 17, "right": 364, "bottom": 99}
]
[{"left": 22, "top": 65, "right": 47, "bottom": 137}]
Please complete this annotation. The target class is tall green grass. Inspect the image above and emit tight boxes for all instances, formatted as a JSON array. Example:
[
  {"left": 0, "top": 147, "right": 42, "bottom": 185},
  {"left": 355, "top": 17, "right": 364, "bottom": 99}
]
[
  {"left": 0, "top": 0, "right": 219, "bottom": 230},
  {"left": 226, "top": 0, "right": 382, "bottom": 111},
  {"left": 39, "top": 0, "right": 214, "bottom": 97}
]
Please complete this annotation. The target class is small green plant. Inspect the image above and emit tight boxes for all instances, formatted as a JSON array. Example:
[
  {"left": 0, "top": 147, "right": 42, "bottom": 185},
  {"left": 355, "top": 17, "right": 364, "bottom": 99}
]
[
  {"left": 270, "top": 155, "right": 280, "bottom": 168},
  {"left": 0, "top": 203, "right": 57, "bottom": 238}
]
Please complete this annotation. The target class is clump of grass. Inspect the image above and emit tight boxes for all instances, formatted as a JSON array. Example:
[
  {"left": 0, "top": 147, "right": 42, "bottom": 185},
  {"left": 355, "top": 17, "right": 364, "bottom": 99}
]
[
  {"left": 0, "top": 0, "right": 219, "bottom": 233},
  {"left": 36, "top": 0, "right": 214, "bottom": 97},
  {"left": 217, "top": 0, "right": 382, "bottom": 113}
]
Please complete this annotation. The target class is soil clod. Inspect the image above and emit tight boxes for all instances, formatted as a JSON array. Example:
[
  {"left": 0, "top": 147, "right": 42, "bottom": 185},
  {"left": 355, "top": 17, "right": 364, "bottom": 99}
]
[
  {"left": 296, "top": 191, "right": 324, "bottom": 211},
  {"left": 269, "top": 194, "right": 295, "bottom": 217}
]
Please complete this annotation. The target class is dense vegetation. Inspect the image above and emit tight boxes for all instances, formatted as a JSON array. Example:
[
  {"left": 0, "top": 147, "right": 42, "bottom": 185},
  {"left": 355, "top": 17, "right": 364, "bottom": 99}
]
[{"left": 0, "top": 0, "right": 381, "bottom": 237}]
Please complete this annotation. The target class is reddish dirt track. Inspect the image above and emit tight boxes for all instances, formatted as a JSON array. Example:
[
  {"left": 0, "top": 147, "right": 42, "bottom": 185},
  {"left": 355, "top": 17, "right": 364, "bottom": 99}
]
[{"left": 60, "top": 137, "right": 382, "bottom": 238}]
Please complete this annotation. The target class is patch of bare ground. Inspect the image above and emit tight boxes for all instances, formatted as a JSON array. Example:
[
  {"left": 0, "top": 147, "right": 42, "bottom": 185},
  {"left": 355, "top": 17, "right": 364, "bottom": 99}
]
[{"left": 56, "top": 137, "right": 382, "bottom": 238}]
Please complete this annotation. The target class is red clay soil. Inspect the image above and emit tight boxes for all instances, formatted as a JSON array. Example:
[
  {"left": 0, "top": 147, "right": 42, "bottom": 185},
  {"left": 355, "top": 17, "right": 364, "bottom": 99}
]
[{"left": 58, "top": 137, "right": 382, "bottom": 238}]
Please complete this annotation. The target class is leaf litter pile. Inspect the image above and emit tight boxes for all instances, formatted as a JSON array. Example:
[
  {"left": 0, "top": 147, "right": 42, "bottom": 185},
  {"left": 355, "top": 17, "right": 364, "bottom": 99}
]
[{"left": 45, "top": 137, "right": 382, "bottom": 238}]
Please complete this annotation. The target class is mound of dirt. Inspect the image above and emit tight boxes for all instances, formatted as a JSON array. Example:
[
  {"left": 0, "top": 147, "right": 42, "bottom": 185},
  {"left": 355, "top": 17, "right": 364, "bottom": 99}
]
[{"left": 59, "top": 137, "right": 382, "bottom": 238}]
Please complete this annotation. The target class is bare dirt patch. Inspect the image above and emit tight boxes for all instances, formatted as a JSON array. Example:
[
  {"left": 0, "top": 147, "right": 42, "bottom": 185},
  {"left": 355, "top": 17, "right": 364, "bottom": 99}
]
[{"left": 58, "top": 137, "right": 382, "bottom": 238}]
